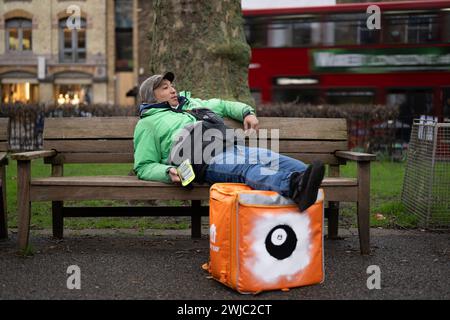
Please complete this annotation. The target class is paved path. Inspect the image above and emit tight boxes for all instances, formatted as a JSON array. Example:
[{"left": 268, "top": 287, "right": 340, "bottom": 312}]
[{"left": 0, "top": 228, "right": 448, "bottom": 300}]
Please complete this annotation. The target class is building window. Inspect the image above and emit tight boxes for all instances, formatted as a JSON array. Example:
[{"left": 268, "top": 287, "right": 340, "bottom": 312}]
[
  {"left": 385, "top": 13, "right": 439, "bottom": 44},
  {"left": 59, "top": 18, "right": 86, "bottom": 63},
  {"left": 6, "top": 18, "right": 32, "bottom": 51},
  {"left": 55, "top": 84, "right": 92, "bottom": 105},
  {"left": 1, "top": 83, "right": 39, "bottom": 103},
  {"left": 115, "top": 0, "right": 133, "bottom": 71}
]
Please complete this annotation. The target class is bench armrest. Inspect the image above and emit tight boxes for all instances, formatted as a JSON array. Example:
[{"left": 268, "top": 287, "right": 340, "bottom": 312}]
[
  {"left": 0, "top": 152, "right": 7, "bottom": 165},
  {"left": 335, "top": 151, "right": 376, "bottom": 162},
  {"left": 11, "top": 150, "right": 57, "bottom": 161}
]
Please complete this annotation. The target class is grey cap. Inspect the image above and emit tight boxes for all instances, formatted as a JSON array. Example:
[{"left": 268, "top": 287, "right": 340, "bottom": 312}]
[{"left": 139, "top": 72, "right": 175, "bottom": 103}]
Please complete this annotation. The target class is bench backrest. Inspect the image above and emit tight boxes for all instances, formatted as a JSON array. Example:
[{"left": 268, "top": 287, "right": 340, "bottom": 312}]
[
  {"left": 43, "top": 117, "right": 348, "bottom": 165},
  {"left": 0, "top": 118, "right": 8, "bottom": 152}
]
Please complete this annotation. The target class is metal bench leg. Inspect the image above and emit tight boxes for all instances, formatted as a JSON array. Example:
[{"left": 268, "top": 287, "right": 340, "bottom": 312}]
[
  {"left": 52, "top": 201, "right": 64, "bottom": 239},
  {"left": 191, "top": 200, "right": 202, "bottom": 239}
]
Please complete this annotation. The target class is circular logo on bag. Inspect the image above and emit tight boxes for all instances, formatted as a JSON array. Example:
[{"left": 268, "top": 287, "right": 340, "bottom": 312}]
[{"left": 265, "top": 225, "right": 297, "bottom": 260}]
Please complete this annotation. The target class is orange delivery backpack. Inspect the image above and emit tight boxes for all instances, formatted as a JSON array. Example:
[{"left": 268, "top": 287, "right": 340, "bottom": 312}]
[{"left": 205, "top": 183, "right": 324, "bottom": 294}]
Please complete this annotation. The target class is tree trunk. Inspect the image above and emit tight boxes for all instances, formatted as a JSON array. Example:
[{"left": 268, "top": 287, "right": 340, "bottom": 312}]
[{"left": 148, "top": 0, "right": 254, "bottom": 106}]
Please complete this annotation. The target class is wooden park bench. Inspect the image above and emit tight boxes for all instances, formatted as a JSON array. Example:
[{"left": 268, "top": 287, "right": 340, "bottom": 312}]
[
  {"left": 12, "top": 117, "right": 376, "bottom": 254},
  {"left": 1, "top": 118, "right": 9, "bottom": 239}
]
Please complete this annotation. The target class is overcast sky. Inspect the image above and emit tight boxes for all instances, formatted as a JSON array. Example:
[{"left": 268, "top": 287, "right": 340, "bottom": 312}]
[{"left": 242, "top": 0, "right": 336, "bottom": 10}]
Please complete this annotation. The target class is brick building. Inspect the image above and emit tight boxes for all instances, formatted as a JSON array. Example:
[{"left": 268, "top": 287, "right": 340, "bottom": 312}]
[{"left": 0, "top": 0, "right": 139, "bottom": 106}]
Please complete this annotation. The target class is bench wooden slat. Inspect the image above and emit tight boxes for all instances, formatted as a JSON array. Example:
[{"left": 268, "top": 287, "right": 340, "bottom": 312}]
[
  {"left": 31, "top": 185, "right": 212, "bottom": 201},
  {"left": 11, "top": 150, "right": 57, "bottom": 161},
  {"left": 324, "top": 185, "right": 358, "bottom": 202},
  {"left": 226, "top": 118, "right": 348, "bottom": 140},
  {"left": 271, "top": 140, "right": 348, "bottom": 153},
  {"left": 32, "top": 176, "right": 169, "bottom": 186},
  {"left": 43, "top": 117, "right": 348, "bottom": 140},
  {"left": 31, "top": 176, "right": 357, "bottom": 187},
  {"left": 45, "top": 152, "right": 343, "bottom": 165},
  {"left": 44, "top": 140, "right": 134, "bottom": 153},
  {"left": 44, "top": 117, "right": 138, "bottom": 139},
  {"left": 282, "top": 153, "right": 344, "bottom": 165},
  {"left": 45, "top": 153, "right": 134, "bottom": 164},
  {"left": 43, "top": 139, "right": 348, "bottom": 154},
  {"left": 30, "top": 183, "right": 357, "bottom": 202},
  {"left": 336, "top": 151, "right": 377, "bottom": 161}
]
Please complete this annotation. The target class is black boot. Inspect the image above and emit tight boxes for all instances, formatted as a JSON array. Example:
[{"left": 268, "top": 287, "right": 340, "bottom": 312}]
[
  {"left": 289, "top": 166, "right": 311, "bottom": 202},
  {"left": 297, "top": 161, "right": 325, "bottom": 212}
]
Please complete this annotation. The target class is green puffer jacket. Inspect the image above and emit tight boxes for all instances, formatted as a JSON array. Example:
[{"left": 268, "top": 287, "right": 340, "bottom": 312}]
[{"left": 133, "top": 92, "right": 255, "bottom": 183}]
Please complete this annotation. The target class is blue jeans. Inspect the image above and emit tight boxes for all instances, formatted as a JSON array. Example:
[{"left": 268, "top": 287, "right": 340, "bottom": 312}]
[{"left": 203, "top": 145, "right": 307, "bottom": 198}]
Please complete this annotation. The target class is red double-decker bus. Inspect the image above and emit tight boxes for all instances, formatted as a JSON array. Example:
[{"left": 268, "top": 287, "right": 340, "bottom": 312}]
[{"left": 244, "top": 0, "right": 450, "bottom": 129}]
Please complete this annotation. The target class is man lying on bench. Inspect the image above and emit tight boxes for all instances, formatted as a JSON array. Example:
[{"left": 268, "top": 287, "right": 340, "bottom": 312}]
[{"left": 133, "top": 72, "right": 325, "bottom": 212}]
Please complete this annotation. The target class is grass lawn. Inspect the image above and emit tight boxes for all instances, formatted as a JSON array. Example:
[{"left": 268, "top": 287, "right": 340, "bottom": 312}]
[
  {"left": 339, "top": 161, "right": 418, "bottom": 229},
  {"left": 4, "top": 159, "right": 414, "bottom": 231}
]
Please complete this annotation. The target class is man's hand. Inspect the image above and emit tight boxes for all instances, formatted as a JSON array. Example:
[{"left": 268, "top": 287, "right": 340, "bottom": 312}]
[
  {"left": 244, "top": 114, "right": 259, "bottom": 134},
  {"left": 168, "top": 167, "right": 181, "bottom": 183}
]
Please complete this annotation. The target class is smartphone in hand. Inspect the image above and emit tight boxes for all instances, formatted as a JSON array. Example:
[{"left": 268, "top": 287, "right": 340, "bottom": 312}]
[{"left": 176, "top": 159, "right": 196, "bottom": 187}]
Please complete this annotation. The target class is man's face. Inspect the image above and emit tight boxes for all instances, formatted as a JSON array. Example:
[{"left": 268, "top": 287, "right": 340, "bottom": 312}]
[{"left": 154, "top": 79, "right": 178, "bottom": 106}]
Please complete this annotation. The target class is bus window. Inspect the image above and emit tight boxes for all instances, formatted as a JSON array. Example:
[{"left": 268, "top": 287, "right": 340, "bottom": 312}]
[
  {"left": 292, "top": 19, "right": 321, "bottom": 46},
  {"left": 245, "top": 17, "right": 268, "bottom": 48},
  {"left": 245, "top": 16, "right": 321, "bottom": 48},
  {"left": 326, "top": 89, "right": 375, "bottom": 105},
  {"left": 267, "top": 21, "right": 292, "bottom": 47},
  {"left": 444, "top": 11, "right": 450, "bottom": 43},
  {"left": 273, "top": 88, "right": 321, "bottom": 104},
  {"left": 323, "top": 13, "right": 379, "bottom": 46},
  {"left": 385, "top": 12, "right": 439, "bottom": 44}
]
